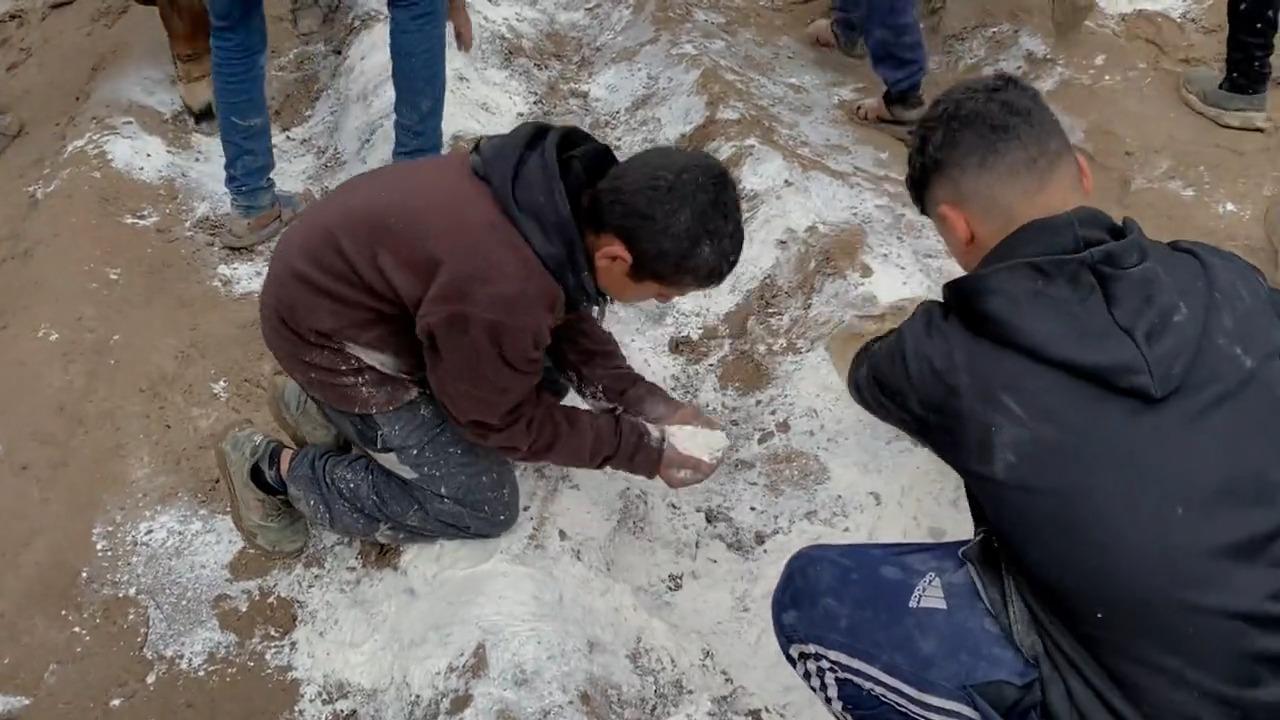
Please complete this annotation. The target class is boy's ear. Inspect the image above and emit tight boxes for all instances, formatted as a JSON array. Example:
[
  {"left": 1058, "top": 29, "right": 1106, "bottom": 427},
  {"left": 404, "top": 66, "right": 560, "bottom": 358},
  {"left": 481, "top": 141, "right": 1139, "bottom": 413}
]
[
  {"left": 934, "top": 203, "right": 974, "bottom": 249},
  {"left": 1075, "top": 151, "right": 1094, "bottom": 197},
  {"left": 592, "top": 238, "right": 633, "bottom": 271}
]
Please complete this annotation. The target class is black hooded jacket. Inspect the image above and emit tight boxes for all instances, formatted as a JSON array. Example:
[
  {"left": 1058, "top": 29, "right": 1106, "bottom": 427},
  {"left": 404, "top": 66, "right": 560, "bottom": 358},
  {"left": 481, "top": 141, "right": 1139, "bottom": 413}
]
[{"left": 850, "top": 207, "right": 1280, "bottom": 719}]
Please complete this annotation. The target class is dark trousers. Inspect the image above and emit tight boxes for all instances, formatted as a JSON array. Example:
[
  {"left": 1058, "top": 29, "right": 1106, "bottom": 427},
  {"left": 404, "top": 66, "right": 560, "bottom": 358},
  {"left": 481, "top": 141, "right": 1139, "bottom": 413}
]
[
  {"left": 832, "top": 0, "right": 927, "bottom": 102},
  {"left": 1223, "top": 0, "right": 1279, "bottom": 95},
  {"left": 285, "top": 393, "right": 519, "bottom": 543},
  {"left": 772, "top": 542, "right": 1041, "bottom": 719}
]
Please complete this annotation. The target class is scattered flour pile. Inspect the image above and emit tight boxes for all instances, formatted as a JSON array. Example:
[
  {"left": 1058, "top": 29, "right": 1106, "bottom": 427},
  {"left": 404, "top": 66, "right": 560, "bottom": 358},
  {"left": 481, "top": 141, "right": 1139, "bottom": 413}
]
[
  {"left": 0, "top": 695, "right": 30, "bottom": 719},
  {"left": 1096, "top": 0, "right": 1202, "bottom": 15},
  {"left": 665, "top": 426, "right": 731, "bottom": 465},
  {"left": 77, "top": 0, "right": 1198, "bottom": 717}
]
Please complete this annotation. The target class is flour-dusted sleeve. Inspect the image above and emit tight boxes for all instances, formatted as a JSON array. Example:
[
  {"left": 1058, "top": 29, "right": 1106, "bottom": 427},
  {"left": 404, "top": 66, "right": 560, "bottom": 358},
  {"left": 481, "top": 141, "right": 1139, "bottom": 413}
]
[
  {"left": 547, "top": 310, "right": 675, "bottom": 418},
  {"left": 847, "top": 300, "right": 956, "bottom": 443},
  {"left": 418, "top": 306, "right": 663, "bottom": 477}
]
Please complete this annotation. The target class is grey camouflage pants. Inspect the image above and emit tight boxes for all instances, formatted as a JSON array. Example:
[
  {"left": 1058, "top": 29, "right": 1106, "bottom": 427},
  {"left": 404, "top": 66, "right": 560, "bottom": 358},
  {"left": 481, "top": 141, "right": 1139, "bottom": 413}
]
[{"left": 285, "top": 394, "right": 520, "bottom": 543}]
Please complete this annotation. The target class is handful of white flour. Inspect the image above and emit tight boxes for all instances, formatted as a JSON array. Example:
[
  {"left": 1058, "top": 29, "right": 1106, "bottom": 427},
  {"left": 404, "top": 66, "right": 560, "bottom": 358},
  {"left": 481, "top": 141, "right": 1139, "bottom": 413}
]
[{"left": 663, "top": 425, "right": 730, "bottom": 464}]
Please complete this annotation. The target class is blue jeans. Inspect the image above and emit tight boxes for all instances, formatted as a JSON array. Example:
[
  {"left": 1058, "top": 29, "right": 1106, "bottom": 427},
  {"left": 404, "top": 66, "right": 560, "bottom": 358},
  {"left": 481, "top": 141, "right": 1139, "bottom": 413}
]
[
  {"left": 772, "top": 542, "right": 1040, "bottom": 719},
  {"left": 206, "top": 0, "right": 447, "bottom": 217},
  {"left": 832, "top": 0, "right": 927, "bottom": 102}
]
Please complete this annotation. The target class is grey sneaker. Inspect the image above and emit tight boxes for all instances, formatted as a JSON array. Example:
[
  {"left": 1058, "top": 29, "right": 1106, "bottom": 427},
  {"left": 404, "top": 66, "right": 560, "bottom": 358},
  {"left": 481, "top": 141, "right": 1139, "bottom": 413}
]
[
  {"left": 269, "top": 376, "right": 341, "bottom": 448},
  {"left": 214, "top": 421, "right": 308, "bottom": 557},
  {"left": 222, "top": 189, "right": 316, "bottom": 250},
  {"left": 1180, "top": 67, "right": 1271, "bottom": 131}
]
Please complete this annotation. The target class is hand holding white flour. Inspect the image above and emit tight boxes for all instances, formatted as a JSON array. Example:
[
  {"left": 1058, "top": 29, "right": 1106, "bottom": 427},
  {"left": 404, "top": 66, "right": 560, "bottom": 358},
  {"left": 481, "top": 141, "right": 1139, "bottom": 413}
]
[{"left": 656, "top": 424, "right": 730, "bottom": 489}]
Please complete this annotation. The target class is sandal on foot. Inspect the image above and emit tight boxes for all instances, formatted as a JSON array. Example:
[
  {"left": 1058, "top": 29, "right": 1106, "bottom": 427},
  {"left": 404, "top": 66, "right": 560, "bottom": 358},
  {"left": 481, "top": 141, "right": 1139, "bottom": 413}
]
[
  {"left": 806, "top": 18, "right": 866, "bottom": 59},
  {"left": 850, "top": 94, "right": 926, "bottom": 144}
]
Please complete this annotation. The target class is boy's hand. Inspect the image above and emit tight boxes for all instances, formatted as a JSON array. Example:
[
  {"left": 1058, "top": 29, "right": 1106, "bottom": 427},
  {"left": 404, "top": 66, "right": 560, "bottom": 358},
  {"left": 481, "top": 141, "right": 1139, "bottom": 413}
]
[
  {"left": 448, "top": 0, "right": 473, "bottom": 52},
  {"left": 658, "top": 442, "right": 718, "bottom": 489},
  {"left": 644, "top": 398, "right": 721, "bottom": 429}
]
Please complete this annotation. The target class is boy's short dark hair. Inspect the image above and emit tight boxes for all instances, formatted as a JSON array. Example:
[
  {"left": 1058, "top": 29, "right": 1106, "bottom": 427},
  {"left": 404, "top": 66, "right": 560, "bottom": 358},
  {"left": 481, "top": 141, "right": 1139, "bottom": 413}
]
[
  {"left": 906, "top": 73, "right": 1076, "bottom": 215},
  {"left": 586, "top": 147, "right": 744, "bottom": 289}
]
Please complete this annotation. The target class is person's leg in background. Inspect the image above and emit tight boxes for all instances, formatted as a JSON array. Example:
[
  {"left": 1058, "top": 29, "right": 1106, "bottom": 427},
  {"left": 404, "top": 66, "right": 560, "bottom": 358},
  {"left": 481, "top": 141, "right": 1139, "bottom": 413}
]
[
  {"left": 852, "top": 0, "right": 928, "bottom": 126},
  {"left": 386, "top": 0, "right": 448, "bottom": 162},
  {"left": 772, "top": 541, "right": 1041, "bottom": 720},
  {"left": 1180, "top": 0, "right": 1278, "bottom": 131},
  {"left": 206, "top": 0, "right": 312, "bottom": 248}
]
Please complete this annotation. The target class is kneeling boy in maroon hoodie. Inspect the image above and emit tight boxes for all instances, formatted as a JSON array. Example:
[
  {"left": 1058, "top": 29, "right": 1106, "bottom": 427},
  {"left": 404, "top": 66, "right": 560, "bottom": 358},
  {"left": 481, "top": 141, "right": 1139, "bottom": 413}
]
[{"left": 215, "top": 123, "right": 745, "bottom": 556}]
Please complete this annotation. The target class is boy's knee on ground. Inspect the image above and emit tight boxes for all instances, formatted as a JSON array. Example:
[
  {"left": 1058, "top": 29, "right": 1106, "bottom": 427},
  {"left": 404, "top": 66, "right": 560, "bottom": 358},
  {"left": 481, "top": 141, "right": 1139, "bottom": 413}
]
[
  {"left": 458, "top": 462, "right": 520, "bottom": 538},
  {"left": 772, "top": 544, "right": 842, "bottom": 635}
]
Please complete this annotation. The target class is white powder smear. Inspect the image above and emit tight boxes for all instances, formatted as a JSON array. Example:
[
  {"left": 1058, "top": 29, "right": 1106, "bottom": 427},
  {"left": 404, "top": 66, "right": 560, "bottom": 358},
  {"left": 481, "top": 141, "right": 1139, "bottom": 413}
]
[
  {"left": 665, "top": 425, "right": 731, "bottom": 464},
  {"left": 0, "top": 695, "right": 31, "bottom": 719}
]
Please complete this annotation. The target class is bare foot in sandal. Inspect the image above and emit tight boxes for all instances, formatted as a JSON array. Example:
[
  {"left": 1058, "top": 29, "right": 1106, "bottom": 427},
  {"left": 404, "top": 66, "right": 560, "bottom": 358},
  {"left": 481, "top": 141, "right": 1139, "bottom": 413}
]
[
  {"left": 805, "top": 17, "right": 866, "bottom": 58},
  {"left": 850, "top": 93, "right": 927, "bottom": 143}
]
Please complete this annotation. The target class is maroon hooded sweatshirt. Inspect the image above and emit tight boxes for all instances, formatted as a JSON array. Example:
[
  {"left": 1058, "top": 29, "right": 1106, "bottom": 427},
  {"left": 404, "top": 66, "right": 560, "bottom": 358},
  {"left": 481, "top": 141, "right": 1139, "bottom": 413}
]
[{"left": 259, "top": 123, "right": 669, "bottom": 477}]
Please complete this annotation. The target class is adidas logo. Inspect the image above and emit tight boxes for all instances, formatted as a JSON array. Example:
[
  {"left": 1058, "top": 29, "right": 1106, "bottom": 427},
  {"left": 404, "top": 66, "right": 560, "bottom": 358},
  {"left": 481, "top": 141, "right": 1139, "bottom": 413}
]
[{"left": 908, "top": 572, "right": 948, "bottom": 610}]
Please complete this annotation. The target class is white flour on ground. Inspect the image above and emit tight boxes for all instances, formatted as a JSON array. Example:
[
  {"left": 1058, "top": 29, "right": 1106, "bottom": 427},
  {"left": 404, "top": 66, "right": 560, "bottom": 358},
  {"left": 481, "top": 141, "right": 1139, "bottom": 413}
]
[
  {"left": 664, "top": 425, "right": 731, "bottom": 464},
  {"left": 0, "top": 695, "right": 31, "bottom": 719}
]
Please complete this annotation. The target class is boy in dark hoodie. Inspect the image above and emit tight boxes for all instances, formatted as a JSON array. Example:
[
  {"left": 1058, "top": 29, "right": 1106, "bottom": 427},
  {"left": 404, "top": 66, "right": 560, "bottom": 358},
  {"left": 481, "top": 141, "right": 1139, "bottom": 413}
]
[
  {"left": 772, "top": 74, "right": 1280, "bottom": 719},
  {"left": 215, "top": 123, "right": 744, "bottom": 557}
]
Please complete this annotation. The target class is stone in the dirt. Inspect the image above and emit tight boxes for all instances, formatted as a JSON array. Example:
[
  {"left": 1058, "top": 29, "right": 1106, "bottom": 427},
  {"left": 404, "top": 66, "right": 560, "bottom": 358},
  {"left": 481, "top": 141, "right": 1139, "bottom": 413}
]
[
  {"left": 0, "top": 112, "right": 20, "bottom": 156},
  {"left": 1051, "top": 0, "right": 1094, "bottom": 37}
]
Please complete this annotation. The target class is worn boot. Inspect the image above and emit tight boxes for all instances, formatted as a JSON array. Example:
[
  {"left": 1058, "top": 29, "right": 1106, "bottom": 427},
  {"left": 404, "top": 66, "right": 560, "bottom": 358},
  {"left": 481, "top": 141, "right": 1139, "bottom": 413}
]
[
  {"left": 1180, "top": 67, "right": 1271, "bottom": 131},
  {"left": 215, "top": 422, "right": 308, "bottom": 557},
  {"left": 269, "top": 376, "right": 341, "bottom": 448},
  {"left": 223, "top": 189, "right": 316, "bottom": 249},
  {"left": 0, "top": 112, "right": 21, "bottom": 157}
]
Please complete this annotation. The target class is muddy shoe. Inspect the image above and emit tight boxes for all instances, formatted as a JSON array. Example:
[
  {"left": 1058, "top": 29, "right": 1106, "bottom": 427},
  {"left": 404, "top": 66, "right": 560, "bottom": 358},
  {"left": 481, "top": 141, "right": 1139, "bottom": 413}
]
[
  {"left": 1180, "top": 68, "right": 1271, "bottom": 131},
  {"left": 269, "top": 376, "right": 341, "bottom": 448},
  {"left": 223, "top": 189, "right": 316, "bottom": 250},
  {"left": 215, "top": 422, "right": 308, "bottom": 557},
  {"left": 0, "top": 112, "right": 22, "bottom": 157}
]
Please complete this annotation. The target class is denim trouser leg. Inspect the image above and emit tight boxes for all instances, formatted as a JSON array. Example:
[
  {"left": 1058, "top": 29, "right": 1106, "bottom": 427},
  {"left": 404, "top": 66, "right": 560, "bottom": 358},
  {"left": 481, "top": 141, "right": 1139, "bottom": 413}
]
[
  {"left": 206, "top": 0, "right": 277, "bottom": 217},
  {"left": 832, "top": 0, "right": 927, "bottom": 102},
  {"left": 387, "top": 0, "right": 448, "bottom": 162},
  {"left": 285, "top": 393, "right": 520, "bottom": 542}
]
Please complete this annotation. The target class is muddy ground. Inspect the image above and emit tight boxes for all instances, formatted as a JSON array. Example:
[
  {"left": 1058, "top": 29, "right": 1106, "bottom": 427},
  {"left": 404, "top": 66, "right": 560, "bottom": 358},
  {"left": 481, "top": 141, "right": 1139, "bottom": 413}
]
[{"left": 0, "top": 0, "right": 1277, "bottom": 718}]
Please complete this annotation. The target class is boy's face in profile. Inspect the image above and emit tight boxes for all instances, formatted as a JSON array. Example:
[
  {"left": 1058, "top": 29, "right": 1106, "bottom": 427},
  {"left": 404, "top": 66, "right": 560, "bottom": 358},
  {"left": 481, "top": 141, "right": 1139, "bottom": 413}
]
[
  {"left": 598, "top": 271, "right": 691, "bottom": 305},
  {"left": 590, "top": 233, "right": 696, "bottom": 305}
]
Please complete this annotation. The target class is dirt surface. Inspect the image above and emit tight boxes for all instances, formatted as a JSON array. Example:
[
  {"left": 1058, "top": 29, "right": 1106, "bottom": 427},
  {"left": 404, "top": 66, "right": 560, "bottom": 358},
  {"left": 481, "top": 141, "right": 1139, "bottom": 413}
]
[{"left": 0, "top": 0, "right": 1278, "bottom": 717}]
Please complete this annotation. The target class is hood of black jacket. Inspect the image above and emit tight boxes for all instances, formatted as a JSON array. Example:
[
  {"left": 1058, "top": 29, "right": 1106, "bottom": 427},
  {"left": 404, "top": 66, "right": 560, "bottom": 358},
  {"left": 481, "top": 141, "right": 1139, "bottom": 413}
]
[
  {"left": 469, "top": 122, "right": 618, "bottom": 314},
  {"left": 943, "top": 206, "right": 1207, "bottom": 400}
]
